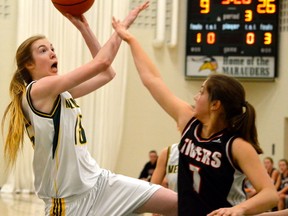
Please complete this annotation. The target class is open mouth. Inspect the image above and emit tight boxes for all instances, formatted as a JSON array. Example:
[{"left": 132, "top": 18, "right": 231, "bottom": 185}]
[{"left": 51, "top": 62, "right": 58, "bottom": 70}]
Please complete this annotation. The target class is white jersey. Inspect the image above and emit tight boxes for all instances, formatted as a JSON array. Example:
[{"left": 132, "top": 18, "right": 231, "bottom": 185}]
[
  {"left": 165, "top": 143, "right": 179, "bottom": 192},
  {"left": 22, "top": 81, "right": 102, "bottom": 199}
]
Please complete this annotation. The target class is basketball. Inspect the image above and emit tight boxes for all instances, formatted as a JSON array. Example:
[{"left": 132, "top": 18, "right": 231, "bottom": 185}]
[{"left": 51, "top": 0, "right": 95, "bottom": 16}]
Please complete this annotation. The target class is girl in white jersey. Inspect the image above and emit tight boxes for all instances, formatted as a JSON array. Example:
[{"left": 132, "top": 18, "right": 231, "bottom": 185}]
[
  {"left": 1, "top": 2, "right": 177, "bottom": 216},
  {"left": 151, "top": 143, "right": 179, "bottom": 192},
  {"left": 111, "top": 18, "right": 279, "bottom": 215}
]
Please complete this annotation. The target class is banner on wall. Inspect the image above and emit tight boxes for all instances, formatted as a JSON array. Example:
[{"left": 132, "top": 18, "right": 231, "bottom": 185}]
[{"left": 186, "top": 55, "right": 276, "bottom": 79}]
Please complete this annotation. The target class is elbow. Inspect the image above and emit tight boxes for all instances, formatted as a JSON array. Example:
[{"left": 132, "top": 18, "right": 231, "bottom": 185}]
[
  {"left": 107, "top": 70, "right": 116, "bottom": 81},
  {"left": 143, "top": 80, "right": 150, "bottom": 88},
  {"left": 141, "top": 75, "right": 153, "bottom": 88},
  {"left": 111, "top": 70, "right": 116, "bottom": 79},
  {"left": 142, "top": 76, "right": 158, "bottom": 90}
]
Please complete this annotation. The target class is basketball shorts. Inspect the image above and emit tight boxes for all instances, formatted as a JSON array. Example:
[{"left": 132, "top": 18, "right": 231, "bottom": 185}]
[{"left": 44, "top": 169, "right": 161, "bottom": 216}]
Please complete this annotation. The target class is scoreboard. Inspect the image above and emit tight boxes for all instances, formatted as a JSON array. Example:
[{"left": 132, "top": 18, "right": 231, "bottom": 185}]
[{"left": 185, "top": 0, "right": 279, "bottom": 80}]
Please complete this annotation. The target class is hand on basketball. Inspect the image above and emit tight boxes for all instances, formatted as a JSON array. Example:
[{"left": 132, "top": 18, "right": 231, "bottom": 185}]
[
  {"left": 123, "top": 1, "right": 149, "bottom": 28},
  {"left": 207, "top": 206, "right": 245, "bottom": 216},
  {"left": 65, "top": 13, "right": 89, "bottom": 30}
]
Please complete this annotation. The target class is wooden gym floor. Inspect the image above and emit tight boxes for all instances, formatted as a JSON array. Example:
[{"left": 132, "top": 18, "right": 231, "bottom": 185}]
[{"left": 0, "top": 192, "right": 44, "bottom": 216}]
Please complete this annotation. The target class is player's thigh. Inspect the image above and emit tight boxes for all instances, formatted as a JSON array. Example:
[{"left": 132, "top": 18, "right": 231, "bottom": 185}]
[
  {"left": 91, "top": 171, "right": 162, "bottom": 215},
  {"left": 135, "top": 187, "right": 177, "bottom": 216}
]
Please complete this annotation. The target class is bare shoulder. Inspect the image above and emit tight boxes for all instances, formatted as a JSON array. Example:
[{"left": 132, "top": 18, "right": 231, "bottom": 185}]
[
  {"left": 29, "top": 78, "right": 60, "bottom": 113},
  {"left": 231, "top": 137, "right": 261, "bottom": 169},
  {"left": 158, "top": 147, "right": 169, "bottom": 162},
  {"left": 231, "top": 137, "right": 256, "bottom": 153}
]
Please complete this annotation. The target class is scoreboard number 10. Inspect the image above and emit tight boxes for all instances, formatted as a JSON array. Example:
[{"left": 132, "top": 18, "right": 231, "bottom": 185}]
[{"left": 195, "top": 31, "right": 273, "bottom": 46}]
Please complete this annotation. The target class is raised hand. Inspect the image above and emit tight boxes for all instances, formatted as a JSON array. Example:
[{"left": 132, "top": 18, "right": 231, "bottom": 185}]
[
  {"left": 65, "top": 13, "right": 89, "bottom": 31},
  {"left": 112, "top": 17, "right": 134, "bottom": 42},
  {"left": 123, "top": 1, "right": 149, "bottom": 28}
]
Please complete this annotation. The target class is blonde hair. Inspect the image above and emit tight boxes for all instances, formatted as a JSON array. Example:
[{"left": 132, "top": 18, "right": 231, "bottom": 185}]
[{"left": 1, "top": 35, "right": 45, "bottom": 168}]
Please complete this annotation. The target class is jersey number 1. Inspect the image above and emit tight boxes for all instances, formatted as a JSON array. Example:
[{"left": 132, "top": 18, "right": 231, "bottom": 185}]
[{"left": 189, "top": 164, "right": 201, "bottom": 193}]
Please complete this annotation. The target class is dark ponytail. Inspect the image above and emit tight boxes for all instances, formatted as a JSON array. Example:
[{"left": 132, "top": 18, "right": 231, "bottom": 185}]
[{"left": 206, "top": 74, "right": 262, "bottom": 154}]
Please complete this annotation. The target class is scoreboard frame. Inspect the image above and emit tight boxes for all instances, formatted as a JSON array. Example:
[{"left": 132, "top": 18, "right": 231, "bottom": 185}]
[{"left": 185, "top": 0, "right": 279, "bottom": 80}]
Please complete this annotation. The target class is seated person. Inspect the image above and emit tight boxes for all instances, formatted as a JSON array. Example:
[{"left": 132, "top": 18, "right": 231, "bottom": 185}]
[
  {"left": 275, "top": 159, "right": 288, "bottom": 210},
  {"left": 139, "top": 150, "right": 158, "bottom": 181}
]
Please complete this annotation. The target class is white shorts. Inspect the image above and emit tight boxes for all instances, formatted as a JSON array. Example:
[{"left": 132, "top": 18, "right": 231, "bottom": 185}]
[{"left": 44, "top": 169, "right": 161, "bottom": 216}]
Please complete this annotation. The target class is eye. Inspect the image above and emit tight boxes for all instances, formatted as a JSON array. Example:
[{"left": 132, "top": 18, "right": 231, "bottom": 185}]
[
  {"left": 199, "top": 88, "right": 204, "bottom": 95},
  {"left": 51, "top": 47, "right": 55, "bottom": 52},
  {"left": 39, "top": 47, "right": 48, "bottom": 53}
]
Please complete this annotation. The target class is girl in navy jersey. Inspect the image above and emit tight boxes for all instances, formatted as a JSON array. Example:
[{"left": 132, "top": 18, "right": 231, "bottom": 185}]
[
  {"left": 112, "top": 18, "right": 279, "bottom": 216},
  {"left": 2, "top": 2, "right": 177, "bottom": 216}
]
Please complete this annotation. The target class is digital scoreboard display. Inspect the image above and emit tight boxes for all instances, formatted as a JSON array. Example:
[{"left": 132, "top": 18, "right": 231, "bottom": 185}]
[{"left": 185, "top": 0, "right": 279, "bottom": 80}]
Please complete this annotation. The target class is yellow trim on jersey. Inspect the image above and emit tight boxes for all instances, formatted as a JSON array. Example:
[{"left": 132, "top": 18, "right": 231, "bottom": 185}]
[
  {"left": 53, "top": 127, "right": 62, "bottom": 197},
  {"left": 50, "top": 198, "right": 66, "bottom": 216},
  {"left": 53, "top": 181, "right": 59, "bottom": 199},
  {"left": 25, "top": 122, "right": 35, "bottom": 148}
]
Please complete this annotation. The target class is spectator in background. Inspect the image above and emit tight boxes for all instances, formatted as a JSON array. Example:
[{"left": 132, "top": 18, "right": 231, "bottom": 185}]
[
  {"left": 275, "top": 159, "right": 288, "bottom": 210},
  {"left": 264, "top": 157, "right": 280, "bottom": 185},
  {"left": 139, "top": 150, "right": 158, "bottom": 181},
  {"left": 257, "top": 159, "right": 288, "bottom": 215},
  {"left": 244, "top": 157, "right": 279, "bottom": 200}
]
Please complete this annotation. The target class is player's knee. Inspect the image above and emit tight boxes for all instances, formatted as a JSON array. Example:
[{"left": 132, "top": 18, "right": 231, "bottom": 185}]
[
  {"left": 163, "top": 203, "right": 178, "bottom": 216},
  {"left": 134, "top": 187, "right": 178, "bottom": 215},
  {"left": 160, "top": 188, "right": 178, "bottom": 215}
]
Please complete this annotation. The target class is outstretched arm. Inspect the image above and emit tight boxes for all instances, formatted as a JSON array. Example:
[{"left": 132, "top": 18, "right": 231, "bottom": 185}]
[
  {"left": 112, "top": 18, "right": 194, "bottom": 132},
  {"left": 65, "top": 2, "right": 150, "bottom": 98}
]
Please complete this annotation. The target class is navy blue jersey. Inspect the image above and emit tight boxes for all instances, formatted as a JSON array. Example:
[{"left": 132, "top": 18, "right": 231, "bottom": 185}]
[{"left": 178, "top": 118, "right": 246, "bottom": 216}]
